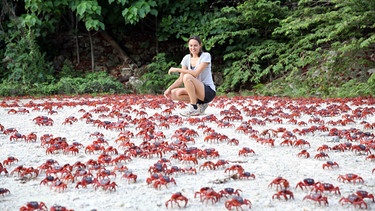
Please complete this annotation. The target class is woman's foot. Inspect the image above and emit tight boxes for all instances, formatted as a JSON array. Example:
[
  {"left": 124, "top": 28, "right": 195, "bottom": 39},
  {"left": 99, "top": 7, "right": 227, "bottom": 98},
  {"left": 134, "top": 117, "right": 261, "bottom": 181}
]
[
  {"left": 198, "top": 103, "right": 209, "bottom": 114},
  {"left": 180, "top": 105, "right": 200, "bottom": 117}
]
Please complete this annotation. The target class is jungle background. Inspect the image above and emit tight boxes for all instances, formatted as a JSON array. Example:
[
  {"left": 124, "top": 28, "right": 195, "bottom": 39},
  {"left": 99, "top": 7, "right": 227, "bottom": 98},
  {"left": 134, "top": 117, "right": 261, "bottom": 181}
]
[{"left": 0, "top": 0, "right": 374, "bottom": 98}]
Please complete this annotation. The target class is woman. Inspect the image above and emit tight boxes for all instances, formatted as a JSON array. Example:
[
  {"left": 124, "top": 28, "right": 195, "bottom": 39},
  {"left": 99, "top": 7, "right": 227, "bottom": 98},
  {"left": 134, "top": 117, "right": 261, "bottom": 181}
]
[{"left": 164, "top": 35, "right": 216, "bottom": 116}]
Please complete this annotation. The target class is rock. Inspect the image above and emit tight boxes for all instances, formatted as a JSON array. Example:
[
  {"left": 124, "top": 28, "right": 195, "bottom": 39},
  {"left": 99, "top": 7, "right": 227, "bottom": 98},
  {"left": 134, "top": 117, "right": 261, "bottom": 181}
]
[{"left": 367, "top": 68, "right": 375, "bottom": 75}]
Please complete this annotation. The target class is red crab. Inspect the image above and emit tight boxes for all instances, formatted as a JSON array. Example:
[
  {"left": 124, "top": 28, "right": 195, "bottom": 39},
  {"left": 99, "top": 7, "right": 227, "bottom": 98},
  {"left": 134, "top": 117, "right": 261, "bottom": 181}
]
[
  {"left": 50, "top": 180, "right": 67, "bottom": 192},
  {"left": 183, "top": 166, "right": 197, "bottom": 175},
  {"left": 280, "top": 139, "right": 293, "bottom": 146},
  {"left": 217, "top": 121, "right": 235, "bottom": 128},
  {"left": 148, "top": 162, "right": 167, "bottom": 174},
  {"left": 198, "top": 148, "right": 219, "bottom": 159},
  {"left": 356, "top": 190, "right": 375, "bottom": 202},
  {"left": 199, "top": 161, "right": 216, "bottom": 171},
  {"left": 85, "top": 144, "right": 105, "bottom": 154},
  {"left": 153, "top": 175, "right": 176, "bottom": 189},
  {"left": 215, "top": 159, "right": 229, "bottom": 168},
  {"left": 295, "top": 178, "right": 316, "bottom": 190},
  {"left": 297, "top": 149, "right": 310, "bottom": 158},
  {"left": 49, "top": 205, "right": 74, "bottom": 211},
  {"left": 45, "top": 166, "right": 69, "bottom": 177},
  {"left": 14, "top": 108, "right": 30, "bottom": 114},
  {"left": 257, "top": 138, "right": 275, "bottom": 147},
  {"left": 40, "top": 175, "right": 59, "bottom": 186},
  {"left": 293, "top": 139, "right": 311, "bottom": 148},
  {"left": 316, "top": 144, "right": 331, "bottom": 152},
  {"left": 165, "top": 192, "right": 188, "bottom": 208},
  {"left": 312, "top": 182, "right": 341, "bottom": 195},
  {"left": 11, "top": 166, "right": 39, "bottom": 177},
  {"left": 0, "top": 164, "right": 8, "bottom": 176},
  {"left": 227, "top": 138, "right": 239, "bottom": 145},
  {"left": 94, "top": 178, "right": 117, "bottom": 191},
  {"left": 199, "top": 188, "right": 221, "bottom": 204},
  {"left": 165, "top": 166, "right": 185, "bottom": 175},
  {"left": 351, "top": 144, "right": 371, "bottom": 155},
  {"left": 303, "top": 193, "right": 328, "bottom": 206},
  {"left": 238, "top": 147, "right": 255, "bottom": 156},
  {"left": 194, "top": 187, "right": 213, "bottom": 202},
  {"left": 225, "top": 196, "right": 252, "bottom": 210},
  {"left": 26, "top": 132, "right": 37, "bottom": 142},
  {"left": 180, "top": 155, "right": 198, "bottom": 165},
  {"left": 3, "top": 156, "right": 18, "bottom": 166},
  {"left": 90, "top": 131, "right": 104, "bottom": 138},
  {"left": 122, "top": 170, "right": 137, "bottom": 183},
  {"left": 322, "top": 161, "right": 339, "bottom": 169},
  {"left": 75, "top": 176, "right": 95, "bottom": 189},
  {"left": 161, "top": 108, "right": 173, "bottom": 115},
  {"left": 337, "top": 173, "right": 364, "bottom": 184},
  {"left": 19, "top": 201, "right": 48, "bottom": 211},
  {"left": 224, "top": 165, "right": 244, "bottom": 175},
  {"left": 7, "top": 109, "right": 18, "bottom": 114},
  {"left": 3, "top": 127, "right": 17, "bottom": 135},
  {"left": 219, "top": 188, "right": 242, "bottom": 198},
  {"left": 146, "top": 173, "right": 162, "bottom": 185},
  {"left": 238, "top": 171, "right": 256, "bottom": 180},
  {"left": 203, "top": 132, "right": 217, "bottom": 142},
  {"left": 272, "top": 189, "right": 294, "bottom": 200},
  {"left": 314, "top": 152, "right": 330, "bottom": 159},
  {"left": 339, "top": 194, "right": 367, "bottom": 209},
  {"left": 0, "top": 187, "right": 10, "bottom": 196},
  {"left": 113, "top": 163, "right": 129, "bottom": 173},
  {"left": 63, "top": 145, "right": 79, "bottom": 155},
  {"left": 9, "top": 132, "right": 26, "bottom": 141},
  {"left": 268, "top": 176, "right": 290, "bottom": 190},
  {"left": 366, "top": 154, "right": 375, "bottom": 161},
  {"left": 96, "top": 169, "right": 117, "bottom": 180}
]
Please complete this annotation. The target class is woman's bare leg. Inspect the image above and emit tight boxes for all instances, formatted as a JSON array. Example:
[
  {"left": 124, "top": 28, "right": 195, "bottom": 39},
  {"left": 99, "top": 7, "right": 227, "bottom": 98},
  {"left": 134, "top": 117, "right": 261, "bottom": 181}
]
[
  {"left": 170, "top": 74, "right": 205, "bottom": 104},
  {"left": 182, "top": 74, "right": 205, "bottom": 104},
  {"left": 171, "top": 88, "right": 190, "bottom": 102}
]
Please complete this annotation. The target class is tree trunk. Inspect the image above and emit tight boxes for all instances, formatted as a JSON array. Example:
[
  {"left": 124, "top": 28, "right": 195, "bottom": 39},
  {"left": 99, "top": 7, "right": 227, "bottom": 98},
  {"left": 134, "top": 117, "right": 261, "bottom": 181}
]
[
  {"left": 88, "top": 30, "right": 94, "bottom": 72},
  {"left": 75, "top": 14, "right": 80, "bottom": 65},
  {"left": 99, "top": 30, "right": 137, "bottom": 69}
]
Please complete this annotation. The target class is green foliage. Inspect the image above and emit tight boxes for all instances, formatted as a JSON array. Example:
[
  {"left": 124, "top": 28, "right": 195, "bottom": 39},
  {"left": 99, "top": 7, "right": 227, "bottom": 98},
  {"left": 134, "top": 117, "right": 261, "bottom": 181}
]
[
  {"left": 3, "top": 23, "right": 54, "bottom": 86},
  {"left": 58, "top": 63, "right": 85, "bottom": 79},
  {"left": 140, "top": 53, "right": 178, "bottom": 94},
  {"left": 206, "top": 0, "right": 375, "bottom": 96},
  {"left": 1, "top": 0, "right": 375, "bottom": 98},
  {"left": 122, "top": 0, "right": 157, "bottom": 25},
  {"left": 74, "top": 0, "right": 105, "bottom": 30},
  {"left": 54, "top": 71, "right": 125, "bottom": 95},
  {"left": 0, "top": 71, "right": 125, "bottom": 96},
  {"left": 0, "top": 81, "right": 29, "bottom": 96},
  {"left": 208, "top": 0, "right": 289, "bottom": 92},
  {"left": 157, "top": 0, "right": 212, "bottom": 41}
]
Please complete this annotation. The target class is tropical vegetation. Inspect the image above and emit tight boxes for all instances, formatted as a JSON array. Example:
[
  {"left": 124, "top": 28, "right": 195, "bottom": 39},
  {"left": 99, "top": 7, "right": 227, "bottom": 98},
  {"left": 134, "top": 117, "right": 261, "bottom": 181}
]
[{"left": 0, "top": 0, "right": 374, "bottom": 97}]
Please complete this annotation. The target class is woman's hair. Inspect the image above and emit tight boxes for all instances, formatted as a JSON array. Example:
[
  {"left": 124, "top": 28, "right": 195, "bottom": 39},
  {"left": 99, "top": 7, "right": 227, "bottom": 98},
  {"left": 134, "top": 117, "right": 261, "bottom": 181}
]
[{"left": 188, "top": 35, "right": 203, "bottom": 57}]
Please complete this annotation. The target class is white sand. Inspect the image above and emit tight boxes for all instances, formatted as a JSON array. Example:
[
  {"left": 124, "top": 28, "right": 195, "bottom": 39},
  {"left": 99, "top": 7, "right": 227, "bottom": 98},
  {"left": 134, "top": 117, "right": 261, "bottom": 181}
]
[{"left": 0, "top": 95, "right": 374, "bottom": 211}]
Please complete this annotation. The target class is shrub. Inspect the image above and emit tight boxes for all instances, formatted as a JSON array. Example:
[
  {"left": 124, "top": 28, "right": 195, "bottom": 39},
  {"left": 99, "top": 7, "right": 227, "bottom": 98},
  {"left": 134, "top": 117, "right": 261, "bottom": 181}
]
[{"left": 140, "top": 53, "right": 178, "bottom": 94}]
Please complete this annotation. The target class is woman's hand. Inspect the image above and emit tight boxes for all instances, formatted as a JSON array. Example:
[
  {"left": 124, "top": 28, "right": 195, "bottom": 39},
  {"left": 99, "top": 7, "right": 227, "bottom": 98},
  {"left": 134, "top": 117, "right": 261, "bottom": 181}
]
[
  {"left": 164, "top": 88, "right": 171, "bottom": 99},
  {"left": 168, "top": 67, "right": 178, "bottom": 75}
]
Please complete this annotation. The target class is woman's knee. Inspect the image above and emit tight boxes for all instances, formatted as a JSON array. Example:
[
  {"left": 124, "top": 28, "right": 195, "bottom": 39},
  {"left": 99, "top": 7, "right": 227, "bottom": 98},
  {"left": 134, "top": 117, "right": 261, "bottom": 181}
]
[
  {"left": 182, "top": 74, "right": 194, "bottom": 83},
  {"left": 170, "top": 89, "right": 178, "bottom": 99}
]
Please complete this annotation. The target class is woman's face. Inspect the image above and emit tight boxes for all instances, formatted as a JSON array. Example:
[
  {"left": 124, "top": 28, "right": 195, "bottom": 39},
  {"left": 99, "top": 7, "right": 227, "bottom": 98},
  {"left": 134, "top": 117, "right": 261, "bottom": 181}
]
[{"left": 188, "top": 39, "right": 201, "bottom": 56}]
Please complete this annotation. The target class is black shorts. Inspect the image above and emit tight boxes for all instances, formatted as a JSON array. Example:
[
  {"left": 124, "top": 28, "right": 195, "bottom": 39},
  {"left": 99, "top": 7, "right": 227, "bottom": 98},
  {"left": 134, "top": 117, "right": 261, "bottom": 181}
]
[{"left": 198, "top": 85, "right": 216, "bottom": 104}]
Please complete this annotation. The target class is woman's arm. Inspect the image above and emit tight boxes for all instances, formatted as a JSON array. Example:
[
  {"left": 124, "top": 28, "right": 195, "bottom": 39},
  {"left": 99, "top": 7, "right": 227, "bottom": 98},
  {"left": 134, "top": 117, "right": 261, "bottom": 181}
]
[
  {"left": 168, "top": 62, "right": 208, "bottom": 78},
  {"left": 167, "top": 73, "right": 183, "bottom": 90},
  {"left": 164, "top": 70, "right": 184, "bottom": 98}
]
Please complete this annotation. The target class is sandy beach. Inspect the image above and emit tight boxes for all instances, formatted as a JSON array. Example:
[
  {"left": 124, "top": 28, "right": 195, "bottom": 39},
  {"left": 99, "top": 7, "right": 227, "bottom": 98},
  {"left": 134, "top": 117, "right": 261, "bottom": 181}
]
[{"left": 0, "top": 94, "right": 374, "bottom": 211}]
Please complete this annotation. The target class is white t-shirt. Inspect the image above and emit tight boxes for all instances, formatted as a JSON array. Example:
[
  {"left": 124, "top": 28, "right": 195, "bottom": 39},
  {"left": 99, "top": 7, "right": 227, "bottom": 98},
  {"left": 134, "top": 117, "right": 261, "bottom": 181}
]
[{"left": 181, "top": 52, "right": 216, "bottom": 92}]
